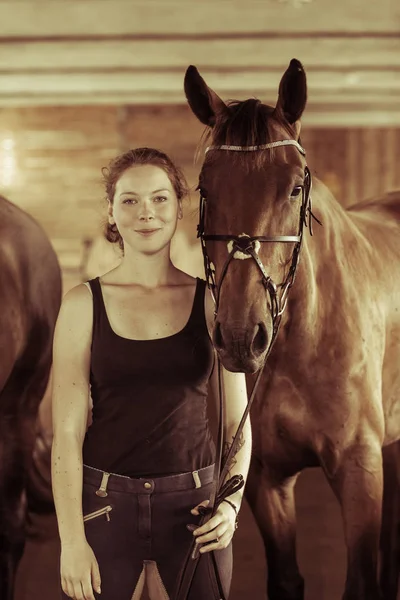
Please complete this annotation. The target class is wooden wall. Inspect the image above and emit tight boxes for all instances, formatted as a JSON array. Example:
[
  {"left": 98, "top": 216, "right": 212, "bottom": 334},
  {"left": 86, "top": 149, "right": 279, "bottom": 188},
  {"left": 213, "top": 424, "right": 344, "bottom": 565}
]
[
  {"left": 1, "top": 104, "right": 400, "bottom": 284},
  {"left": 0, "top": 0, "right": 399, "bottom": 125}
]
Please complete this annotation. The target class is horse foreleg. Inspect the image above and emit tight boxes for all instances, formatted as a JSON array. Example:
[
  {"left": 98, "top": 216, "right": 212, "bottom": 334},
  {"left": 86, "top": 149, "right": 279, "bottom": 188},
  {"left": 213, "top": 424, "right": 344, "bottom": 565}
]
[
  {"left": 324, "top": 442, "right": 383, "bottom": 600},
  {"left": 0, "top": 366, "right": 47, "bottom": 600},
  {"left": 245, "top": 457, "right": 304, "bottom": 600},
  {"left": 0, "top": 421, "right": 29, "bottom": 600},
  {"left": 379, "top": 441, "right": 400, "bottom": 600}
]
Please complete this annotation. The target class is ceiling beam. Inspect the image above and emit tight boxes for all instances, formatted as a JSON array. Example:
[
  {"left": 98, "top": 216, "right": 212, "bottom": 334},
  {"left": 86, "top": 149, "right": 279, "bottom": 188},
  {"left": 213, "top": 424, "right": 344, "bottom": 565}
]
[
  {"left": 0, "top": 37, "right": 399, "bottom": 71},
  {"left": 0, "top": 0, "right": 398, "bottom": 36},
  {"left": 0, "top": 69, "right": 398, "bottom": 96}
]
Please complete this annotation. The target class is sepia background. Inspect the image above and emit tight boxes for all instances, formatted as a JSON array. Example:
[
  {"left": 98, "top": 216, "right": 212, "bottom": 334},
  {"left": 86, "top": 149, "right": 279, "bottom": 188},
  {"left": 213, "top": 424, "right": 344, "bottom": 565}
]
[{"left": 0, "top": 1, "right": 399, "bottom": 599}]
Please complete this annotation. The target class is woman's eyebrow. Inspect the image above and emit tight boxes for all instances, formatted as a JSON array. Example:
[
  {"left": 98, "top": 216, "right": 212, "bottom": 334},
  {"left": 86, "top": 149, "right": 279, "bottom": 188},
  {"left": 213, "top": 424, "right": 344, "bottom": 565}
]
[{"left": 119, "top": 188, "right": 170, "bottom": 196}]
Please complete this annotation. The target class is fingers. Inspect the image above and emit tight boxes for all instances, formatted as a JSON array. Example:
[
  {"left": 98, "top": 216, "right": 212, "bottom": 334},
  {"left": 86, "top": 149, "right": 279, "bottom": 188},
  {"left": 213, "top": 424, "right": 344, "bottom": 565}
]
[
  {"left": 60, "top": 544, "right": 100, "bottom": 599},
  {"left": 67, "top": 579, "right": 83, "bottom": 600},
  {"left": 61, "top": 578, "right": 73, "bottom": 598},
  {"left": 61, "top": 577, "right": 96, "bottom": 600},
  {"left": 190, "top": 499, "right": 210, "bottom": 515},
  {"left": 193, "top": 512, "right": 222, "bottom": 539},
  {"left": 198, "top": 529, "right": 231, "bottom": 554},
  {"left": 194, "top": 520, "right": 227, "bottom": 547},
  {"left": 81, "top": 578, "right": 97, "bottom": 600},
  {"left": 192, "top": 505, "right": 236, "bottom": 553},
  {"left": 91, "top": 560, "right": 102, "bottom": 596},
  {"left": 75, "top": 580, "right": 87, "bottom": 600},
  {"left": 63, "top": 580, "right": 79, "bottom": 600}
]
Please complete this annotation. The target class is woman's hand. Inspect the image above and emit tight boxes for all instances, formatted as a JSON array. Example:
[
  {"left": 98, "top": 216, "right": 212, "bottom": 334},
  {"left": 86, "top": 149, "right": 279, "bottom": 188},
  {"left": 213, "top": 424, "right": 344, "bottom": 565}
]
[
  {"left": 190, "top": 499, "right": 237, "bottom": 553},
  {"left": 60, "top": 539, "right": 101, "bottom": 600}
]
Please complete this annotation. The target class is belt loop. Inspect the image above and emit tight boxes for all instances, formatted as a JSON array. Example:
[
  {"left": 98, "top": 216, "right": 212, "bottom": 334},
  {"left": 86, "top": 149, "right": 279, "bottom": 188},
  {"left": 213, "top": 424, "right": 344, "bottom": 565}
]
[
  {"left": 95, "top": 472, "right": 110, "bottom": 497},
  {"left": 192, "top": 470, "right": 201, "bottom": 489}
]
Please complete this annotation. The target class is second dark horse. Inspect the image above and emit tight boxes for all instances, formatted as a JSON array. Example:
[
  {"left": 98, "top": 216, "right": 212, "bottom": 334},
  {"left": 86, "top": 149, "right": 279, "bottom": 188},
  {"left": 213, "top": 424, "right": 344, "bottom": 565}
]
[{"left": 0, "top": 194, "right": 61, "bottom": 599}]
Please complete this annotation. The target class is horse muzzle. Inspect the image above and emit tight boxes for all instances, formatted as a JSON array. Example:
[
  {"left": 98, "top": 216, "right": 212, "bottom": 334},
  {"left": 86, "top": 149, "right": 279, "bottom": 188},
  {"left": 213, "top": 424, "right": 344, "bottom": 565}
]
[{"left": 213, "top": 321, "right": 269, "bottom": 373}]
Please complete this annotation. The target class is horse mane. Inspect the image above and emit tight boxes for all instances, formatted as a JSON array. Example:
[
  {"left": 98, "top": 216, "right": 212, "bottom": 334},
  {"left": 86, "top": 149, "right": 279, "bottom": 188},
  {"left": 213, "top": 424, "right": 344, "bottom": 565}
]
[{"left": 196, "top": 98, "right": 296, "bottom": 169}]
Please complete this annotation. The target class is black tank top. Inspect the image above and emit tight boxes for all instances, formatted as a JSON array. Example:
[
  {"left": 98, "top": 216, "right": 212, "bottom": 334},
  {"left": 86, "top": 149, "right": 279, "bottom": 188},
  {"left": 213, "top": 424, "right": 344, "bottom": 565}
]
[{"left": 82, "top": 277, "right": 216, "bottom": 477}]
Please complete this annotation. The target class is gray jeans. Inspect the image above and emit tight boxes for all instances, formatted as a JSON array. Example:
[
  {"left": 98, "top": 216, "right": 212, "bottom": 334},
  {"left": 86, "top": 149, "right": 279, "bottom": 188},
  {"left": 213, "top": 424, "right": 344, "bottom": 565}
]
[{"left": 60, "top": 463, "right": 232, "bottom": 600}]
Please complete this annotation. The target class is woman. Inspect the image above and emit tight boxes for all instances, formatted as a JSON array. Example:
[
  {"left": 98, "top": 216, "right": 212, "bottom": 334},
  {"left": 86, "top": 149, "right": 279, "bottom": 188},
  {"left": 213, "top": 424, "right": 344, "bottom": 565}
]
[{"left": 51, "top": 147, "right": 251, "bottom": 600}]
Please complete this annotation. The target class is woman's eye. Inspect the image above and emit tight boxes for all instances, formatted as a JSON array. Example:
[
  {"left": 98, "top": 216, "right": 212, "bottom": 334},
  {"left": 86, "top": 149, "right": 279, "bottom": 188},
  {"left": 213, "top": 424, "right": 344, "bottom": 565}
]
[
  {"left": 290, "top": 186, "right": 302, "bottom": 199},
  {"left": 154, "top": 196, "right": 167, "bottom": 203},
  {"left": 122, "top": 198, "right": 136, "bottom": 204}
]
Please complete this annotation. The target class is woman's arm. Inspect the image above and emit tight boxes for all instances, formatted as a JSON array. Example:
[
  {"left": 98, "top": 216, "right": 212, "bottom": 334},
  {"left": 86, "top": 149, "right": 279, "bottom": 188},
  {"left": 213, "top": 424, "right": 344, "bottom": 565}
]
[
  {"left": 51, "top": 284, "right": 101, "bottom": 599},
  {"left": 190, "top": 285, "right": 251, "bottom": 553},
  {"left": 51, "top": 284, "right": 93, "bottom": 547},
  {"left": 210, "top": 361, "right": 252, "bottom": 515}
]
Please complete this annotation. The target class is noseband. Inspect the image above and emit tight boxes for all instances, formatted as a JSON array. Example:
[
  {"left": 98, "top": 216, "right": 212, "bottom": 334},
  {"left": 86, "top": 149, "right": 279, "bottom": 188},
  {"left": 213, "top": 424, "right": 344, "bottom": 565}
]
[{"left": 197, "top": 139, "right": 318, "bottom": 334}]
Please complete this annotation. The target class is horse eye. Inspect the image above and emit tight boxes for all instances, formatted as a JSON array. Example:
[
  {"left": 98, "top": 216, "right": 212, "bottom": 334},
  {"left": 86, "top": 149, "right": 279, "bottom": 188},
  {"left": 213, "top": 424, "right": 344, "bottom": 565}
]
[{"left": 290, "top": 186, "right": 302, "bottom": 199}]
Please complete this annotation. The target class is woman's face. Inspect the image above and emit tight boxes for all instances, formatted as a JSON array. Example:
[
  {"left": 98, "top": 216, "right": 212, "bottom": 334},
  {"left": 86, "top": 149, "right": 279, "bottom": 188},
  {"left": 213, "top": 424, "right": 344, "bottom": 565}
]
[{"left": 109, "top": 164, "right": 182, "bottom": 254}]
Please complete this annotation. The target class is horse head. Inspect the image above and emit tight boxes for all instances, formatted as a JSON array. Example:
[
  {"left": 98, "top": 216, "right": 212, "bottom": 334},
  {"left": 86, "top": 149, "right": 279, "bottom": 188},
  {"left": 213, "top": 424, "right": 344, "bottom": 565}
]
[{"left": 184, "top": 59, "right": 310, "bottom": 373}]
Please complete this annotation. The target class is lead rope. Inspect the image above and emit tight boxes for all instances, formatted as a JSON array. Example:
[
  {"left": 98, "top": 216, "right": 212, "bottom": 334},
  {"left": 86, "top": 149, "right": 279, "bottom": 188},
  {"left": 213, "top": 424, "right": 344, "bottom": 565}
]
[
  {"left": 173, "top": 318, "right": 281, "bottom": 600},
  {"left": 172, "top": 355, "right": 226, "bottom": 600}
]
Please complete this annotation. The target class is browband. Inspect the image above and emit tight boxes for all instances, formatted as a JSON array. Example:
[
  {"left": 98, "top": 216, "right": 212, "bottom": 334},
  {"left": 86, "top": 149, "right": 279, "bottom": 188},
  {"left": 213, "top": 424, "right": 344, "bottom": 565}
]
[{"left": 205, "top": 139, "right": 306, "bottom": 156}]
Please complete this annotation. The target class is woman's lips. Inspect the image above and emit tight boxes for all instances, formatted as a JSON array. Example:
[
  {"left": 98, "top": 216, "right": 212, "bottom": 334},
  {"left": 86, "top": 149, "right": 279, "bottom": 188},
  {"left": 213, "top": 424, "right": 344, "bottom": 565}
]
[{"left": 135, "top": 228, "right": 161, "bottom": 236}]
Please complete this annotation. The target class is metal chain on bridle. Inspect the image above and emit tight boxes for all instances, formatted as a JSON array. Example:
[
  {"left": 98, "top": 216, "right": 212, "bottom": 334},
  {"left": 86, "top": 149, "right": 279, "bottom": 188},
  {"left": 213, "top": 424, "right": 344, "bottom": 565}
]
[{"left": 173, "top": 139, "right": 321, "bottom": 600}]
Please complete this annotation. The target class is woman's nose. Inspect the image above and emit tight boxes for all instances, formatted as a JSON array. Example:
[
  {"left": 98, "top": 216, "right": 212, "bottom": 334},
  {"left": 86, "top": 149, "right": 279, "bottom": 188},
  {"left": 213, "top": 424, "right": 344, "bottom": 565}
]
[{"left": 138, "top": 202, "right": 155, "bottom": 220}]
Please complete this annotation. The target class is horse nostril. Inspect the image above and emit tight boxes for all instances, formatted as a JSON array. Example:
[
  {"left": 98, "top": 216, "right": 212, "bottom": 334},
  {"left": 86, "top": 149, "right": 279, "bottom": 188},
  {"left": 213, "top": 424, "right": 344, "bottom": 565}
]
[
  {"left": 252, "top": 322, "right": 268, "bottom": 355},
  {"left": 213, "top": 321, "right": 224, "bottom": 350}
]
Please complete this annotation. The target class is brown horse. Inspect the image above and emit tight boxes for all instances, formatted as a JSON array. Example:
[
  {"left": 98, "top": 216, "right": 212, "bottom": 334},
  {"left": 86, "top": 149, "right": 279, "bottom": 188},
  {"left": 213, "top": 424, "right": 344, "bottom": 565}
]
[
  {"left": 0, "top": 194, "right": 61, "bottom": 599},
  {"left": 184, "top": 59, "right": 400, "bottom": 600}
]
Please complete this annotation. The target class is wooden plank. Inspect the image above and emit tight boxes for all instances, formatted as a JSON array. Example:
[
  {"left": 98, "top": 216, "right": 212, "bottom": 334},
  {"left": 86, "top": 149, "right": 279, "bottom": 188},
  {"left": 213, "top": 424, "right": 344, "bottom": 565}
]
[
  {"left": 0, "top": 37, "right": 399, "bottom": 71},
  {"left": 382, "top": 129, "right": 398, "bottom": 191},
  {"left": 302, "top": 110, "right": 400, "bottom": 127},
  {"left": 0, "top": 90, "right": 399, "bottom": 109},
  {"left": 0, "top": 96, "right": 399, "bottom": 126},
  {"left": 344, "top": 129, "right": 361, "bottom": 203},
  {"left": 0, "top": 0, "right": 398, "bottom": 37},
  {"left": 361, "top": 129, "right": 381, "bottom": 197},
  {"left": 1, "top": 89, "right": 398, "bottom": 108},
  {"left": 0, "top": 69, "right": 399, "bottom": 96}
]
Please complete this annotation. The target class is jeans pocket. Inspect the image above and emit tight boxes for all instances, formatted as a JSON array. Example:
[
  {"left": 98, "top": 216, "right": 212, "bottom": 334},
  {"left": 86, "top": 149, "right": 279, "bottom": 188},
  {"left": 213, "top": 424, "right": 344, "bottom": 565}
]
[{"left": 83, "top": 505, "right": 113, "bottom": 523}]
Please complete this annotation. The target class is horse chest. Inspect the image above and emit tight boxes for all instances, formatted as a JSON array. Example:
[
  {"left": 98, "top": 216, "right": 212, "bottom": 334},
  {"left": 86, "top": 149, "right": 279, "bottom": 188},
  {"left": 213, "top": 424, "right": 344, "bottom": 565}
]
[
  {"left": 250, "top": 377, "right": 311, "bottom": 464},
  {"left": 249, "top": 372, "right": 350, "bottom": 474}
]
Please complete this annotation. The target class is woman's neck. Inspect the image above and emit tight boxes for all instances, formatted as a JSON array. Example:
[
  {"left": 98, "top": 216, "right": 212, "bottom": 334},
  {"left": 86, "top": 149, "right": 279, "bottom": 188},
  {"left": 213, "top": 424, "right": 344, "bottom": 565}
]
[{"left": 115, "top": 246, "right": 176, "bottom": 288}]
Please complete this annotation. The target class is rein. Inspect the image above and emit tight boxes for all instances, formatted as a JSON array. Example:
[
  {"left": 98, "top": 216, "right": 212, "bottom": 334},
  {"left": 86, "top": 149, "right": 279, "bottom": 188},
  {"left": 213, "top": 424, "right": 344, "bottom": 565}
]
[{"left": 173, "top": 139, "right": 321, "bottom": 600}]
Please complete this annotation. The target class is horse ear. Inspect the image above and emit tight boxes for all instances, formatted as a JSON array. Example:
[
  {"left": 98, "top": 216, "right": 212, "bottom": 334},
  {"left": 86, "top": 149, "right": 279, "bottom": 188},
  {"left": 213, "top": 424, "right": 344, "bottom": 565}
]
[
  {"left": 184, "top": 65, "right": 227, "bottom": 127},
  {"left": 275, "top": 58, "right": 307, "bottom": 125}
]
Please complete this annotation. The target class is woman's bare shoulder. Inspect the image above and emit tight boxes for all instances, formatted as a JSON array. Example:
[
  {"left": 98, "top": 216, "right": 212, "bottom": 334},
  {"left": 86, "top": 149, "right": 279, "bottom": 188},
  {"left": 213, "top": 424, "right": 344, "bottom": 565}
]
[
  {"left": 56, "top": 283, "right": 94, "bottom": 330},
  {"left": 62, "top": 282, "right": 93, "bottom": 306}
]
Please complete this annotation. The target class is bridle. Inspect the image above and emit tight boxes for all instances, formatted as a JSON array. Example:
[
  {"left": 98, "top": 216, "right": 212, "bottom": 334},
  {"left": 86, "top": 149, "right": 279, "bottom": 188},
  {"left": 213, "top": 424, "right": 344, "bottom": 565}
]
[
  {"left": 173, "top": 139, "right": 321, "bottom": 600},
  {"left": 197, "top": 139, "right": 317, "bottom": 339}
]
